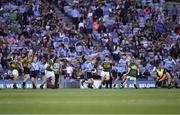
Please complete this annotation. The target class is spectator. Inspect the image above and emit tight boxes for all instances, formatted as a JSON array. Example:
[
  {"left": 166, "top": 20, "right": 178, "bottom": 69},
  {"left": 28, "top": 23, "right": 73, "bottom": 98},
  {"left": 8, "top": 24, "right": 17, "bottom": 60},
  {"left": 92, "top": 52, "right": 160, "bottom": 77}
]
[{"left": 171, "top": 4, "right": 178, "bottom": 22}]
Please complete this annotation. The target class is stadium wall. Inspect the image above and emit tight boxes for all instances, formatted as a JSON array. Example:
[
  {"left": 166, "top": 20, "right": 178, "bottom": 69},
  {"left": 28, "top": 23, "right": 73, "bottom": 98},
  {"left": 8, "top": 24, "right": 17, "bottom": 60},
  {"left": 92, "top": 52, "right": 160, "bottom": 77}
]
[{"left": 0, "top": 80, "right": 156, "bottom": 89}]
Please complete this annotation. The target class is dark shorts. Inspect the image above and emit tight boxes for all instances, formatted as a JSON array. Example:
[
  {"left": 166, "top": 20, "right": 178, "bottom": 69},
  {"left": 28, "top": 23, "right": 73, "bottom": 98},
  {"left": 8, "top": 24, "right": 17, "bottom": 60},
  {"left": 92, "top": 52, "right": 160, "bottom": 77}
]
[
  {"left": 55, "top": 74, "right": 60, "bottom": 78},
  {"left": 24, "top": 67, "right": 30, "bottom": 74},
  {"left": 118, "top": 72, "right": 126, "bottom": 77},
  {"left": 86, "top": 72, "right": 93, "bottom": 79},
  {"left": 165, "top": 69, "right": 173, "bottom": 78},
  {"left": 30, "top": 70, "right": 39, "bottom": 78}
]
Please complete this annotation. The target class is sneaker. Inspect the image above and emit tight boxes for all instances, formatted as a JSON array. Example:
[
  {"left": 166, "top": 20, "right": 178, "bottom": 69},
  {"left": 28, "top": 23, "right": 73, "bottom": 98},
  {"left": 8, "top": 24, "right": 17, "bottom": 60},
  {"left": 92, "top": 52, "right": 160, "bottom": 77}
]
[
  {"left": 51, "top": 85, "right": 56, "bottom": 89},
  {"left": 168, "top": 84, "right": 171, "bottom": 89},
  {"left": 13, "top": 84, "right": 17, "bottom": 89},
  {"left": 102, "top": 81, "right": 105, "bottom": 85},
  {"left": 40, "top": 85, "right": 43, "bottom": 89},
  {"left": 89, "top": 86, "right": 93, "bottom": 89},
  {"left": 120, "top": 84, "right": 124, "bottom": 89},
  {"left": 134, "top": 84, "right": 138, "bottom": 89},
  {"left": 22, "top": 82, "right": 26, "bottom": 89},
  {"left": 113, "top": 84, "right": 117, "bottom": 89},
  {"left": 81, "top": 80, "right": 85, "bottom": 87},
  {"left": 32, "top": 84, "right": 36, "bottom": 89}
]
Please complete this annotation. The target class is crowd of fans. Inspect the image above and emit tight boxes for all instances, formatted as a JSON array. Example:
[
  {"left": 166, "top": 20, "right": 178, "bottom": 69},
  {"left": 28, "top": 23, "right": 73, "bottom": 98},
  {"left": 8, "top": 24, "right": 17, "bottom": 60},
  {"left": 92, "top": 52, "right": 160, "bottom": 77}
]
[{"left": 0, "top": 0, "right": 179, "bottom": 88}]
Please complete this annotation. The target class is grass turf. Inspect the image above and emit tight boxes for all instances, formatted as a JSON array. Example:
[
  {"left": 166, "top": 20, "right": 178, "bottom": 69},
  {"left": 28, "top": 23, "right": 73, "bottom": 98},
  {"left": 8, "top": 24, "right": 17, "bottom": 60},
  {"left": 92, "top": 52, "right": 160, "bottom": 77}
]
[{"left": 0, "top": 89, "right": 180, "bottom": 114}]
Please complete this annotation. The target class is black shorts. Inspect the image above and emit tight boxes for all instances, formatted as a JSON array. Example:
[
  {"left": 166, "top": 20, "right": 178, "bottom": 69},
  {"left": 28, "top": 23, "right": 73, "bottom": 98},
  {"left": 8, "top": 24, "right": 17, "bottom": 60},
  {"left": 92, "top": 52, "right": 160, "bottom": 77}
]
[
  {"left": 165, "top": 69, "right": 173, "bottom": 78},
  {"left": 86, "top": 72, "right": 93, "bottom": 79},
  {"left": 30, "top": 70, "right": 39, "bottom": 78},
  {"left": 24, "top": 67, "right": 30, "bottom": 74},
  {"left": 117, "top": 72, "right": 126, "bottom": 77}
]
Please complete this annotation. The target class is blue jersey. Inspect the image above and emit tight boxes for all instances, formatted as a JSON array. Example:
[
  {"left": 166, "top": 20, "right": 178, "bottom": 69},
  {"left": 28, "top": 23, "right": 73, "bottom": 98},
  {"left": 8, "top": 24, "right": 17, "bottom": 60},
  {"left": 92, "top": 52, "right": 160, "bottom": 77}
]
[
  {"left": 117, "top": 59, "right": 127, "bottom": 73},
  {"left": 163, "top": 59, "right": 176, "bottom": 71},
  {"left": 31, "top": 62, "right": 39, "bottom": 71},
  {"left": 81, "top": 61, "right": 94, "bottom": 72}
]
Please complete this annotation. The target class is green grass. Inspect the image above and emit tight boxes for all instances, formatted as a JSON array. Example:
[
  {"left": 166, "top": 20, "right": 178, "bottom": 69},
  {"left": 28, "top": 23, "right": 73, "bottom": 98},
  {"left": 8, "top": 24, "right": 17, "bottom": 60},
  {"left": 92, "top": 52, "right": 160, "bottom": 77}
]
[{"left": 0, "top": 89, "right": 180, "bottom": 114}]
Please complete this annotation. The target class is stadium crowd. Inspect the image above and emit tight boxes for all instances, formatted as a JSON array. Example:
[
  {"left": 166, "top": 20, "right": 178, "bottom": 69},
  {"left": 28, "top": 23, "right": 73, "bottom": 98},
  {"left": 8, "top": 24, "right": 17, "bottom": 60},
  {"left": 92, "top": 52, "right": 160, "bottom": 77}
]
[{"left": 0, "top": 0, "right": 179, "bottom": 89}]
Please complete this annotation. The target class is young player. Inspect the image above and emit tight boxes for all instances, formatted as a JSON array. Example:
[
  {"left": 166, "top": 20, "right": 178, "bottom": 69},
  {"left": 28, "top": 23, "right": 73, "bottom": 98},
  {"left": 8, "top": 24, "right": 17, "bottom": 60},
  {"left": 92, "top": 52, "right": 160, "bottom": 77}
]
[
  {"left": 99, "top": 56, "right": 112, "bottom": 89},
  {"left": 163, "top": 55, "right": 176, "bottom": 77},
  {"left": 40, "top": 55, "right": 55, "bottom": 89},
  {"left": 53, "top": 57, "right": 61, "bottom": 88},
  {"left": 30, "top": 56, "right": 39, "bottom": 89},
  {"left": 81, "top": 58, "right": 97, "bottom": 88},
  {"left": 21, "top": 52, "right": 33, "bottom": 89},
  {"left": 113, "top": 54, "right": 128, "bottom": 88},
  {"left": 121, "top": 58, "right": 139, "bottom": 89},
  {"left": 8, "top": 55, "right": 21, "bottom": 89}
]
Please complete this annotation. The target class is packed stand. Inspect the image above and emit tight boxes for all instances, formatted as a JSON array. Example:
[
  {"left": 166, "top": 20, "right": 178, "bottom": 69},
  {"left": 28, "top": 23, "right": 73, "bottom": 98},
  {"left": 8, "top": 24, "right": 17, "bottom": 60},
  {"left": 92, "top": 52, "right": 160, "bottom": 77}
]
[{"left": 0, "top": 0, "right": 179, "bottom": 89}]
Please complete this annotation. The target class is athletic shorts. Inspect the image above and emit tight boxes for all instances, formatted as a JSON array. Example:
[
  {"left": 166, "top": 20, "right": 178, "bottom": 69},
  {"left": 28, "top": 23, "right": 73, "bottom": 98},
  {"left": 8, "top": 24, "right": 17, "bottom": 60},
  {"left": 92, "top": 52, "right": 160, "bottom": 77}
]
[
  {"left": 12, "top": 69, "right": 19, "bottom": 77},
  {"left": 117, "top": 72, "right": 126, "bottom": 77},
  {"left": 24, "top": 67, "right": 30, "bottom": 74},
  {"left": 101, "top": 71, "right": 110, "bottom": 77},
  {"left": 86, "top": 72, "right": 93, "bottom": 79},
  {"left": 127, "top": 76, "right": 136, "bottom": 81},
  {"left": 45, "top": 70, "right": 55, "bottom": 78},
  {"left": 30, "top": 70, "right": 39, "bottom": 78}
]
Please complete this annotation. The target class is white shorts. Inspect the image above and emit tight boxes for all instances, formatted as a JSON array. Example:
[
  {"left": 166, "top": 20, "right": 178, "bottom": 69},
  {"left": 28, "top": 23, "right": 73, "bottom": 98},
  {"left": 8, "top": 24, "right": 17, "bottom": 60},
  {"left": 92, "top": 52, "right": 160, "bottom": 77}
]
[
  {"left": 101, "top": 71, "right": 110, "bottom": 77},
  {"left": 45, "top": 70, "right": 55, "bottom": 78},
  {"left": 127, "top": 76, "right": 136, "bottom": 81},
  {"left": 12, "top": 69, "right": 19, "bottom": 77}
]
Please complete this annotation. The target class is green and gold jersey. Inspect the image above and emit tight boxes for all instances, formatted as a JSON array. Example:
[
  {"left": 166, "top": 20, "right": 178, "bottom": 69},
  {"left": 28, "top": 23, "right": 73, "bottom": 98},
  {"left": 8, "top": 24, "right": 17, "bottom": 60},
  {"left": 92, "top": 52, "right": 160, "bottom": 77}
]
[
  {"left": 128, "top": 63, "right": 138, "bottom": 77},
  {"left": 102, "top": 61, "right": 112, "bottom": 72},
  {"left": 10, "top": 60, "right": 19, "bottom": 70},
  {"left": 53, "top": 63, "right": 60, "bottom": 75},
  {"left": 46, "top": 59, "right": 54, "bottom": 71},
  {"left": 23, "top": 56, "right": 32, "bottom": 68}
]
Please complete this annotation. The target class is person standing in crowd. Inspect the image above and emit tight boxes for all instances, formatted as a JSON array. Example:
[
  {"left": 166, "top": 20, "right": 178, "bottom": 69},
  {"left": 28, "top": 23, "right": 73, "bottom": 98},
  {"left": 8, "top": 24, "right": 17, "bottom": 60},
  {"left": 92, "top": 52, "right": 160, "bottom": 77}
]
[
  {"left": 40, "top": 55, "right": 55, "bottom": 89},
  {"left": 99, "top": 55, "right": 112, "bottom": 89},
  {"left": 71, "top": 6, "right": 80, "bottom": 29},
  {"left": 65, "top": 62, "right": 74, "bottom": 79},
  {"left": 171, "top": 4, "right": 178, "bottom": 22}
]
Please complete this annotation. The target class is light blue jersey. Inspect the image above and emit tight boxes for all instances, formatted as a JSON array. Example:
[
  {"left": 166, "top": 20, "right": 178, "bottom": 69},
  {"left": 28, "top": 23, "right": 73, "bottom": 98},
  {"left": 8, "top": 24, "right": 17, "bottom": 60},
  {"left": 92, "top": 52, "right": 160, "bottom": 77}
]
[
  {"left": 163, "top": 59, "right": 176, "bottom": 71},
  {"left": 31, "top": 62, "right": 39, "bottom": 71},
  {"left": 117, "top": 59, "right": 127, "bottom": 73},
  {"left": 81, "top": 61, "right": 94, "bottom": 72}
]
